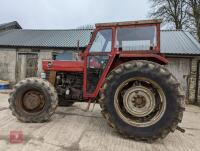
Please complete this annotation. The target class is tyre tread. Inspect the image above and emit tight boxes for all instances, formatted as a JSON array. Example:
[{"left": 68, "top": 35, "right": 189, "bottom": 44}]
[{"left": 8, "top": 77, "right": 58, "bottom": 123}]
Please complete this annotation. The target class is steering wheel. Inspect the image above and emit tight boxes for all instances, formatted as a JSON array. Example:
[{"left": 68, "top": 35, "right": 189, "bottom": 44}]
[{"left": 89, "top": 56, "right": 101, "bottom": 69}]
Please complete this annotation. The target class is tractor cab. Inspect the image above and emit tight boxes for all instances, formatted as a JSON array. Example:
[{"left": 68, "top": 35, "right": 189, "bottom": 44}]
[{"left": 42, "top": 19, "right": 167, "bottom": 99}]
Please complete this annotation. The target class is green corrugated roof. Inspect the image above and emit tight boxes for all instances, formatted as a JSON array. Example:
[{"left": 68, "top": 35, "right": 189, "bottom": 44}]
[
  {"left": 161, "top": 30, "right": 200, "bottom": 54},
  {"left": 0, "top": 28, "right": 199, "bottom": 54},
  {"left": 0, "top": 29, "right": 92, "bottom": 48}
]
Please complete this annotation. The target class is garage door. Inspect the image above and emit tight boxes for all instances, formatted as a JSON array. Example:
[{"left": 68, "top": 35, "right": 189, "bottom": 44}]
[{"left": 166, "top": 58, "right": 190, "bottom": 96}]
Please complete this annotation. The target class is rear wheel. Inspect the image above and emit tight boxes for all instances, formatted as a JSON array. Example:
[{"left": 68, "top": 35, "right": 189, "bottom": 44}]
[
  {"left": 99, "top": 60, "right": 185, "bottom": 142},
  {"left": 8, "top": 78, "right": 58, "bottom": 123}
]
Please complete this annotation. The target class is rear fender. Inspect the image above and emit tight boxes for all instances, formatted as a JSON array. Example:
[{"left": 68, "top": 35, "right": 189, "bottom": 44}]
[
  {"left": 109, "top": 54, "right": 169, "bottom": 72},
  {"left": 119, "top": 53, "right": 168, "bottom": 64}
]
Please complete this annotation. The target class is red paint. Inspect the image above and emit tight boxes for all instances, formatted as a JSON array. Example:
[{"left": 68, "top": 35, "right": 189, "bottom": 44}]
[
  {"left": 43, "top": 60, "right": 84, "bottom": 72},
  {"left": 9, "top": 131, "right": 23, "bottom": 144},
  {"left": 119, "top": 53, "right": 168, "bottom": 64},
  {"left": 83, "top": 27, "right": 116, "bottom": 98}
]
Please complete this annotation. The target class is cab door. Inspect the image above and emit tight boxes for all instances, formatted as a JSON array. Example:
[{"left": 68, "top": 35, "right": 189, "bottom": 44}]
[{"left": 84, "top": 28, "right": 115, "bottom": 98}]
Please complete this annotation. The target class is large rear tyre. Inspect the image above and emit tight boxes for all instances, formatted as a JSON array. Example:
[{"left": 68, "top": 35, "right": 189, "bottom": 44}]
[
  {"left": 99, "top": 60, "right": 185, "bottom": 142},
  {"left": 8, "top": 78, "right": 58, "bottom": 123}
]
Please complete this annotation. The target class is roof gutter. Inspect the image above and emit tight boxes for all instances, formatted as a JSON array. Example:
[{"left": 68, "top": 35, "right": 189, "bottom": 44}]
[
  {"left": 0, "top": 45, "right": 86, "bottom": 51},
  {"left": 164, "top": 53, "right": 200, "bottom": 57}
]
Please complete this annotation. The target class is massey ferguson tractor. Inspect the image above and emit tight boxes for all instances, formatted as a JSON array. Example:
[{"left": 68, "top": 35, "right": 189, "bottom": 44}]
[{"left": 9, "top": 20, "right": 185, "bottom": 142}]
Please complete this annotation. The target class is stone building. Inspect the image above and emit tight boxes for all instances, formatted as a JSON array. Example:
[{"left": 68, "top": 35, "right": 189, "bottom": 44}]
[{"left": 0, "top": 22, "right": 200, "bottom": 104}]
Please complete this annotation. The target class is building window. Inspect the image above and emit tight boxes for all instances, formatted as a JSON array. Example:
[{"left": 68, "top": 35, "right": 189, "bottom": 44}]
[{"left": 52, "top": 51, "right": 80, "bottom": 61}]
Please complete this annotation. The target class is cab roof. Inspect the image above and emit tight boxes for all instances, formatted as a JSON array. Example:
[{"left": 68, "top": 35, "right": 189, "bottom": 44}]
[{"left": 95, "top": 19, "right": 162, "bottom": 27}]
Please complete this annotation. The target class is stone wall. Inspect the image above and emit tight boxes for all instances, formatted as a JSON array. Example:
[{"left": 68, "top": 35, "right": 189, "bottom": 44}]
[
  {"left": 188, "top": 59, "right": 198, "bottom": 103},
  {"left": 17, "top": 49, "right": 54, "bottom": 79},
  {"left": 164, "top": 56, "right": 200, "bottom": 104},
  {"left": 0, "top": 48, "right": 54, "bottom": 84},
  {"left": 17, "top": 49, "right": 65, "bottom": 78},
  {"left": 37, "top": 49, "right": 53, "bottom": 76},
  {"left": 197, "top": 59, "right": 200, "bottom": 105},
  {"left": 198, "top": 70, "right": 200, "bottom": 104},
  {"left": 0, "top": 48, "right": 17, "bottom": 84}
]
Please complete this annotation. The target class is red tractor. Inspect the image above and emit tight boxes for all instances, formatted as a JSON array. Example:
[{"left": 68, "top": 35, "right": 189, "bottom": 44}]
[{"left": 9, "top": 20, "right": 185, "bottom": 142}]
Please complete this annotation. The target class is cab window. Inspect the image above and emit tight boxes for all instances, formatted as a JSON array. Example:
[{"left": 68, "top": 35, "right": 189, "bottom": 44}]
[
  {"left": 90, "top": 29, "right": 112, "bottom": 52},
  {"left": 116, "top": 26, "right": 157, "bottom": 51}
]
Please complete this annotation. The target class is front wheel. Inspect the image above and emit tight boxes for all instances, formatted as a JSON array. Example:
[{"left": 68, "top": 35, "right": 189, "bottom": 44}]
[
  {"left": 8, "top": 78, "right": 58, "bottom": 123},
  {"left": 99, "top": 60, "right": 185, "bottom": 142}
]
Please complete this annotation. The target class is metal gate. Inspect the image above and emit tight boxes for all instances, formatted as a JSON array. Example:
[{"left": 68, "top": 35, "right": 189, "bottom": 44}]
[{"left": 17, "top": 53, "right": 38, "bottom": 81}]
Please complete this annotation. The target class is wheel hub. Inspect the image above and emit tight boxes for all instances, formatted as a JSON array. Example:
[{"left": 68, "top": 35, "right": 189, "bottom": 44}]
[
  {"left": 123, "top": 86, "right": 156, "bottom": 117},
  {"left": 22, "top": 91, "right": 45, "bottom": 112},
  {"left": 114, "top": 77, "right": 167, "bottom": 127}
]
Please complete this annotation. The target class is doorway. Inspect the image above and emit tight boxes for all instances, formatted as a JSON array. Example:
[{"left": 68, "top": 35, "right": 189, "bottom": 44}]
[{"left": 17, "top": 53, "right": 38, "bottom": 81}]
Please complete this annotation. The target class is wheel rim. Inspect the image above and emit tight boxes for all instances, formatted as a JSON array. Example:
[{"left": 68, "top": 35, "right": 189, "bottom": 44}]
[
  {"left": 21, "top": 90, "right": 45, "bottom": 113},
  {"left": 114, "top": 77, "right": 166, "bottom": 127}
]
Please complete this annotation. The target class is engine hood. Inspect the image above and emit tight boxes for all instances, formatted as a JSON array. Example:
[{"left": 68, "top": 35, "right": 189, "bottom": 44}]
[{"left": 42, "top": 60, "right": 84, "bottom": 72}]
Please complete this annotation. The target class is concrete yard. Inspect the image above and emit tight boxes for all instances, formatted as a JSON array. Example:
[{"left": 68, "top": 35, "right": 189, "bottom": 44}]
[{"left": 0, "top": 93, "right": 200, "bottom": 151}]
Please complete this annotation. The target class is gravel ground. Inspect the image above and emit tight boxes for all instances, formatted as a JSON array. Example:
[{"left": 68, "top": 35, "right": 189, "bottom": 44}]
[{"left": 0, "top": 92, "right": 200, "bottom": 151}]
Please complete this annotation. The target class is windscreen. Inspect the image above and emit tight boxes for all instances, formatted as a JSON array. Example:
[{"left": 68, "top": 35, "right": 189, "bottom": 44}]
[{"left": 89, "top": 29, "right": 112, "bottom": 52}]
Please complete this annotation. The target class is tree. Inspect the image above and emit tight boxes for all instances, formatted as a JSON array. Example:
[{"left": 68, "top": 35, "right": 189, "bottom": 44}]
[
  {"left": 186, "top": 0, "right": 200, "bottom": 41},
  {"left": 149, "top": 0, "right": 189, "bottom": 29}
]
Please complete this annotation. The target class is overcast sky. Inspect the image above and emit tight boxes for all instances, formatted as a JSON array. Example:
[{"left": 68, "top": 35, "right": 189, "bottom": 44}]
[{"left": 0, "top": 0, "right": 151, "bottom": 29}]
